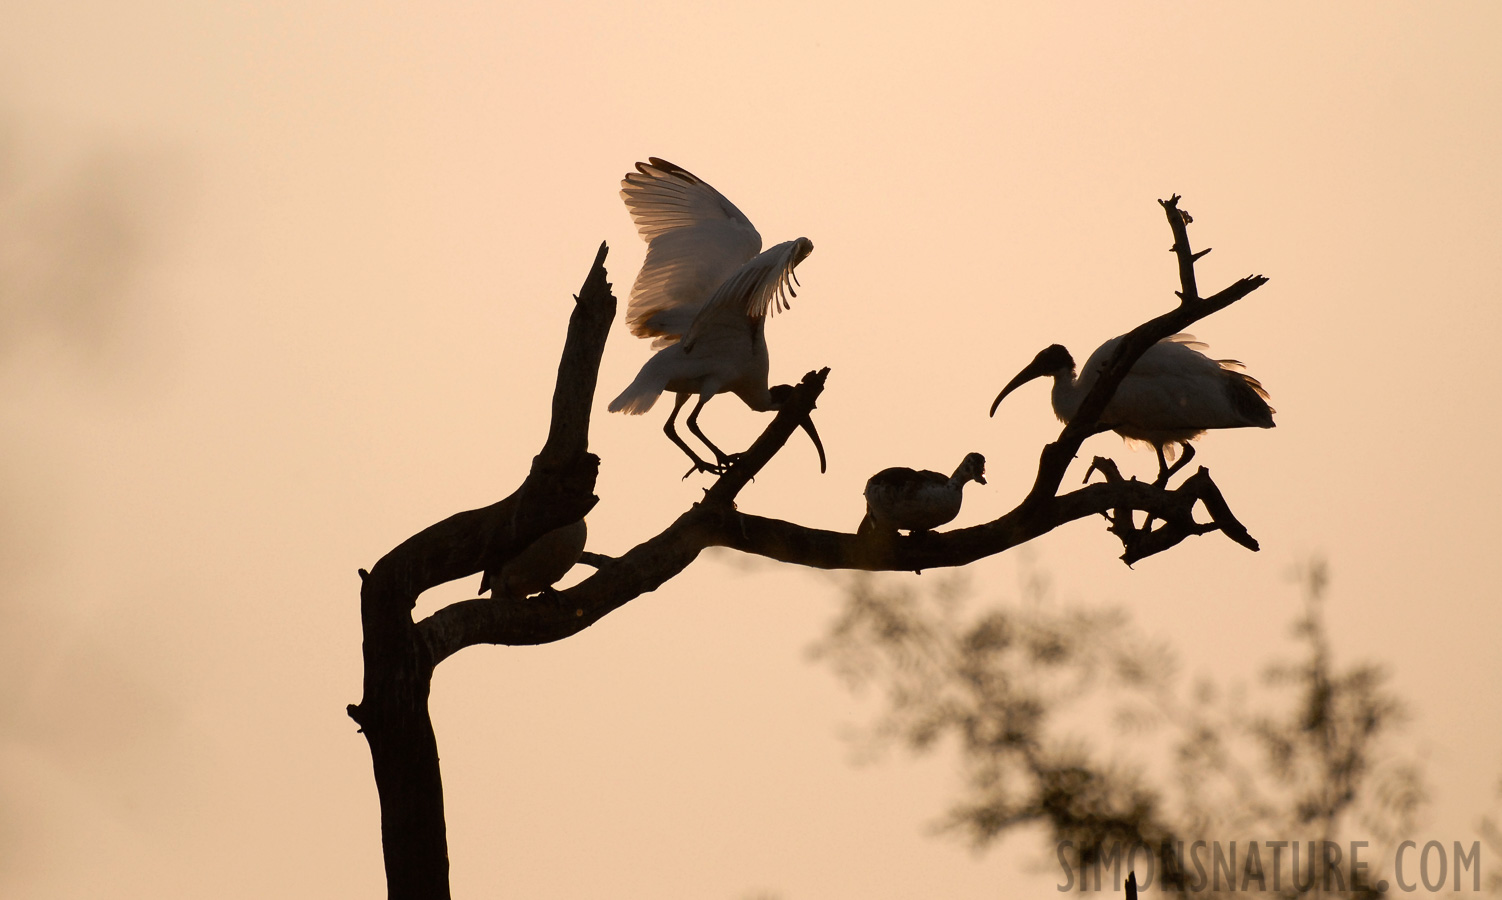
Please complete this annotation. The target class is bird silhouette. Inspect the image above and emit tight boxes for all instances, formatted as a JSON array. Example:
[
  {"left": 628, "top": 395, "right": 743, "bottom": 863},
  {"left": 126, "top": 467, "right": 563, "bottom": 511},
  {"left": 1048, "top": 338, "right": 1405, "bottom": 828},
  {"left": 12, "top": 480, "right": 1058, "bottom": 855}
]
[
  {"left": 608, "top": 158, "right": 824, "bottom": 476},
  {"left": 990, "top": 334, "right": 1274, "bottom": 485},
  {"left": 480, "top": 520, "right": 587, "bottom": 600},
  {"left": 859, "top": 452, "right": 987, "bottom": 536}
]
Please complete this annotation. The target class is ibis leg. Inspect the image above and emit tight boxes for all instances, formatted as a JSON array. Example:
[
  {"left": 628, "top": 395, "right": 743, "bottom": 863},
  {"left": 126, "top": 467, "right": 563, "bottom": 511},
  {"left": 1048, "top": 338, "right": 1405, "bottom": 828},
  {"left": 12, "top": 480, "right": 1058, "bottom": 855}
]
[
  {"left": 664, "top": 393, "right": 722, "bottom": 477},
  {"left": 1153, "top": 442, "right": 1196, "bottom": 488},
  {"left": 686, "top": 394, "right": 736, "bottom": 469}
]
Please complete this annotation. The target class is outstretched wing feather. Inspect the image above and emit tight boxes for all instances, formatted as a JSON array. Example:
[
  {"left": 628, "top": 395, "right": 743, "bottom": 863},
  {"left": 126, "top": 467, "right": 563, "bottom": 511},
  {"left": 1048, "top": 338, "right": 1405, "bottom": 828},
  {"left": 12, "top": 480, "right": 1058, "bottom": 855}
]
[
  {"left": 620, "top": 159, "right": 762, "bottom": 344},
  {"left": 620, "top": 158, "right": 756, "bottom": 239},
  {"left": 681, "top": 239, "right": 812, "bottom": 352}
]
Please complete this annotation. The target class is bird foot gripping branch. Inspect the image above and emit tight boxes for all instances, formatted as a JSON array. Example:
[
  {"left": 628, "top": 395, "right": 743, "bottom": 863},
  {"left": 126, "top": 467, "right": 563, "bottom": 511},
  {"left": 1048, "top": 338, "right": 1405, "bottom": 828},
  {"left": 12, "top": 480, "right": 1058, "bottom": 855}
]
[{"left": 681, "top": 387, "right": 829, "bottom": 482}]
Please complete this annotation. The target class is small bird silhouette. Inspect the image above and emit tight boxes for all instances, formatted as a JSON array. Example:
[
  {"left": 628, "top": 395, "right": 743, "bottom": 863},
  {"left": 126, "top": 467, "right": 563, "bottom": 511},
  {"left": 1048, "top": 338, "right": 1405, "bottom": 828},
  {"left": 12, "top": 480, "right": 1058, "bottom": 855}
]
[
  {"left": 480, "top": 520, "right": 587, "bottom": 600},
  {"left": 859, "top": 453, "right": 987, "bottom": 536}
]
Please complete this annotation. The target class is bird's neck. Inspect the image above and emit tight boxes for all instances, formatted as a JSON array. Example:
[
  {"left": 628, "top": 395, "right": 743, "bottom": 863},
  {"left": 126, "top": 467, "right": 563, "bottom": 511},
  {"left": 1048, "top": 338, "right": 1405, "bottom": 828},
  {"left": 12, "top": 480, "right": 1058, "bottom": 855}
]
[{"left": 1051, "top": 370, "right": 1085, "bottom": 422}]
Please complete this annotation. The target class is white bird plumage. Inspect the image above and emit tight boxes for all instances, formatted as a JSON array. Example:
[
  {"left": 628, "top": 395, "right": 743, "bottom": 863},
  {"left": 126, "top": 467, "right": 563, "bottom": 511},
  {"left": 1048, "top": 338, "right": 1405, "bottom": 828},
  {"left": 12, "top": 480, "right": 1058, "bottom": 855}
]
[
  {"left": 990, "top": 334, "right": 1275, "bottom": 484},
  {"left": 859, "top": 452, "right": 987, "bottom": 536},
  {"left": 608, "top": 158, "right": 823, "bottom": 476}
]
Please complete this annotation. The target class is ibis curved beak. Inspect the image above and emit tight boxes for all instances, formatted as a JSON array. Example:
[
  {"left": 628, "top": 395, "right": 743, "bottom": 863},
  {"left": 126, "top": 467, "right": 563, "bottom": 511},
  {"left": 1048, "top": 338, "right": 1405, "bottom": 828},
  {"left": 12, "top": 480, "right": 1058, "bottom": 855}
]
[
  {"left": 990, "top": 360, "right": 1050, "bottom": 417},
  {"left": 801, "top": 414, "right": 827, "bottom": 474}
]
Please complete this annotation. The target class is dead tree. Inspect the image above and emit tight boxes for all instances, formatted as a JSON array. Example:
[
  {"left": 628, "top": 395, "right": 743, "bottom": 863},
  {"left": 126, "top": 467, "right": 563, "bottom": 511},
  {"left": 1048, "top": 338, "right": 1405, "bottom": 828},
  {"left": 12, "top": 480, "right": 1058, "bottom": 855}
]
[{"left": 347, "top": 196, "right": 1268, "bottom": 897}]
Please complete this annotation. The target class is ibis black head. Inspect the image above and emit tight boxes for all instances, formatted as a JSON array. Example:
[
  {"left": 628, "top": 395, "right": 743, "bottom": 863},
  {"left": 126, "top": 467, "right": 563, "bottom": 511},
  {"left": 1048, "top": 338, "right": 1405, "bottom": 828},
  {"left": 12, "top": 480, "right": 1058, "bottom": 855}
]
[
  {"left": 769, "top": 383, "right": 827, "bottom": 474},
  {"left": 789, "top": 236, "right": 814, "bottom": 266},
  {"left": 958, "top": 451, "right": 987, "bottom": 486},
  {"left": 989, "top": 344, "right": 1075, "bottom": 417}
]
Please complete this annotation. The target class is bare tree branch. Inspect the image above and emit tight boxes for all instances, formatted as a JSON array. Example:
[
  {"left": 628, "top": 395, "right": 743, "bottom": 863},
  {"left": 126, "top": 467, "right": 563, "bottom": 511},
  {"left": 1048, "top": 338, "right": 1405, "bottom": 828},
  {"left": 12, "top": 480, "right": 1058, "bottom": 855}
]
[
  {"left": 417, "top": 199, "right": 1269, "bottom": 657},
  {"left": 1022, "top": 197, "right": 1267, "bottom": 511},
  {"left": 354, "top": 196, "right": 1276, "bottom": 897},
  {"left": 421, "top": 462, "right": 1253, "bottom": 662},
  {"left": 419, "top": 368, "right": 831, "bottom": 662},
  {"left": 349, "top": 243, "right": 615, "bottom": 900}
]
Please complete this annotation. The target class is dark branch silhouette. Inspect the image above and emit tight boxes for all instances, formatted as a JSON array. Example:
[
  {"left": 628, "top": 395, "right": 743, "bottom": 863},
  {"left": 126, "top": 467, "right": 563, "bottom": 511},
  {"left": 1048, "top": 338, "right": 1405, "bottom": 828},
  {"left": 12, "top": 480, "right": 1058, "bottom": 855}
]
[{"left": 351, "top": 197, "right": 1272, "bottom": 897}]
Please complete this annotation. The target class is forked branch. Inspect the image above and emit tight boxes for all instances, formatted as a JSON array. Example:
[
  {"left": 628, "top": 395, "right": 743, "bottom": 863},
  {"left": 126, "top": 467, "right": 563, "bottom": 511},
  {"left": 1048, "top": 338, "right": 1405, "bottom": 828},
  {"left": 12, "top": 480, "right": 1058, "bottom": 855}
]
[
  {"left": 415, "top": 194, "right": 1270, "bottom": 660},
  {"left": 1024, "top": 196, "right": 1267, "bottom": 511},
  {"left": 350, "top": 242, "right": 615, "bottom": 900},
  {"left": 355, "top": 196, "right": 1273, "bottom": 899}
]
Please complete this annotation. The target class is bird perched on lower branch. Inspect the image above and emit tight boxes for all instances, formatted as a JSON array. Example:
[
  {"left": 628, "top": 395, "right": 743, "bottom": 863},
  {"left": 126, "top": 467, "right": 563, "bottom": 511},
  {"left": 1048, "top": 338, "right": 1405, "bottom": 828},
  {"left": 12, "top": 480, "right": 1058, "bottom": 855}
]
[
  {"left": 990, "top": 333, "right": 1275, "bottom": 485},
  {"left": 480, "top": 519, "right": 587, "bottom": 600},
  {"left": 859, "top": 453, "right": 987, "bottom": 536}
]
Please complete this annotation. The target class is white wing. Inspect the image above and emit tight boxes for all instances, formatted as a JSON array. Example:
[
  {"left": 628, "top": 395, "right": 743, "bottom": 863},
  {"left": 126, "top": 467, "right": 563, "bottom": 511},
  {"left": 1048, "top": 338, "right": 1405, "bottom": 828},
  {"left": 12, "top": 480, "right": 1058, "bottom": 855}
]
[
  {"left": 620, "top": 159, "right": 763, "bottom": 347},
  {"left": 1087, "top": 334, "right": 1272, "bottom": 433},
  {"left": 1080, "top": 333, "right": 1212, "bottom": 381},
  {"left": 682, "top": 238, "right": 814, "bottom": 352}
]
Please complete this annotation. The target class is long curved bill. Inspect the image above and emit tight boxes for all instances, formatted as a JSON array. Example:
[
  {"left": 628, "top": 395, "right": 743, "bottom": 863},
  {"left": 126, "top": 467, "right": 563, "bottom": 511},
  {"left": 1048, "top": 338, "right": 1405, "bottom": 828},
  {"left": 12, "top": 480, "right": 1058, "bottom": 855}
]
[
  {"left": 989, "top": 359, "right": 1052, "bottom": 417},
  {"left": 800, "top": 414, "right": 827, "bottom": 474}
]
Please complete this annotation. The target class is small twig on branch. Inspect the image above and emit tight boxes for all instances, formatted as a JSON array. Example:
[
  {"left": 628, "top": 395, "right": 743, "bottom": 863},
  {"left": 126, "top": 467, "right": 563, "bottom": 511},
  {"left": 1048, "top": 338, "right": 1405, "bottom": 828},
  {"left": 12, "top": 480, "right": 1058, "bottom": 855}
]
[
  {"left": 1083, "top": 456, "right": 1125, "bottom": 485},
  {"left": 1162, "top": 195, "right": 1201, "bottom": 302}
]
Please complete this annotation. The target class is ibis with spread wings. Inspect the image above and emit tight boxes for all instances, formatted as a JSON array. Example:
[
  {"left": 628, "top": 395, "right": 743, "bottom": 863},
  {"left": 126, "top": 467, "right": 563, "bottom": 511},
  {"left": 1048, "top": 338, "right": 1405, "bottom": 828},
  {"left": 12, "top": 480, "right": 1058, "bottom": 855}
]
[{"left": 608, "top": 158, "right": 824, "bottom": 476}]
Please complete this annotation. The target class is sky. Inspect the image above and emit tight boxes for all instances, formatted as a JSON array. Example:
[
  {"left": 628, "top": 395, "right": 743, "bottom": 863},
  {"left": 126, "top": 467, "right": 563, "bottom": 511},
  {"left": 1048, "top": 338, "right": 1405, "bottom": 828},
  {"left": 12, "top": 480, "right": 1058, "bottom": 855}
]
[{"left": 1, "top": 2, "right": 1499, "bottom": 897}]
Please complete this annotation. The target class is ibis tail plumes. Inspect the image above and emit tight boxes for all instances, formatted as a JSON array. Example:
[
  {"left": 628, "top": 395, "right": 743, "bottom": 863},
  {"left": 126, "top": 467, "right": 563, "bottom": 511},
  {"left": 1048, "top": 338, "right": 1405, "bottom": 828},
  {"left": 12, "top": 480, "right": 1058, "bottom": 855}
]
[
  {"left": 859, "top": 452, "right": 987, "bottom": 536},
  {"left": 990, "top": 334, "right": 1275, "bottom": 485},
  {"left": 608, "top": 158, "right": 822, "bottom": 476},
  {"left": 480, "top": 519, "right": 588, "bottom": 600}
]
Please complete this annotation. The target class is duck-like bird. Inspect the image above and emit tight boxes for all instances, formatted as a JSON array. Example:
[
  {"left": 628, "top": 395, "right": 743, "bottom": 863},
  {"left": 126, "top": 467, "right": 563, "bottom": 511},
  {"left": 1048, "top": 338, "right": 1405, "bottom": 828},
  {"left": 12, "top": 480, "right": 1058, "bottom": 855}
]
[
  {"left": 608, "top": 158, "right": 825, "bottom": 476},
  {"left": 859, "top": 453, "right": 987, "bottom": 536},
  {"left": 990, "top": 334, "right": 1275, "bottom": 484},
  {"left": 480, "top": 520, "right": 587, "bottom": 600}
]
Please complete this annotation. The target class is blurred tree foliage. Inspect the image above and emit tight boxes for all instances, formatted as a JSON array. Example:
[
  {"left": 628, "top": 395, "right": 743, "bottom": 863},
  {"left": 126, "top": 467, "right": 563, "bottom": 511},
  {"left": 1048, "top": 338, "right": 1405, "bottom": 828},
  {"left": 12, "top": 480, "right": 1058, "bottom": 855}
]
[
  {"left": 811, "top": 560, "right": 1426, "bottom": 898},
  {"left": 1478, "top": 773, "right": 1502, "bottom": 897},
  {"left": 0, "top": 119, "right": 158, "bottom": 367}
]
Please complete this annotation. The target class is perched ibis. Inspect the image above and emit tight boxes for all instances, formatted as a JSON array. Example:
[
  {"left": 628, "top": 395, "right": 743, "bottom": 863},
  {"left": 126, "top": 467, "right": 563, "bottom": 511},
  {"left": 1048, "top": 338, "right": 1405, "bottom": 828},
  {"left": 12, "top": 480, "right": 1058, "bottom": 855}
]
[
  {"left": 608, "top": 158, "right": 824, "bottom": 476},
  {"left": 859, "top": 452, "right": 987, "bottom": 536},
  {"left": 990, "top": 334, "right": 1275, "bottom": 484}
]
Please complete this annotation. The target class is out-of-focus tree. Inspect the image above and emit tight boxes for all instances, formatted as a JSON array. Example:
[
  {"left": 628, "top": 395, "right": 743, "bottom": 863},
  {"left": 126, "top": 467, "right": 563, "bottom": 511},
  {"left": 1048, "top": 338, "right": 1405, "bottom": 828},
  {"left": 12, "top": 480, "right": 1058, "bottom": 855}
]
[
  {"left": 0, "top": 112, "right": 174, "bottom": 889},
  {"left": 1477, "top": 770, "right": 1502, "bottom": 896},
  {"left": 0, "top": 122, "right": 155, "bottom": 367},
  {"left": 811, "top": 560, "right": 1425, "bottom": 898}
]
